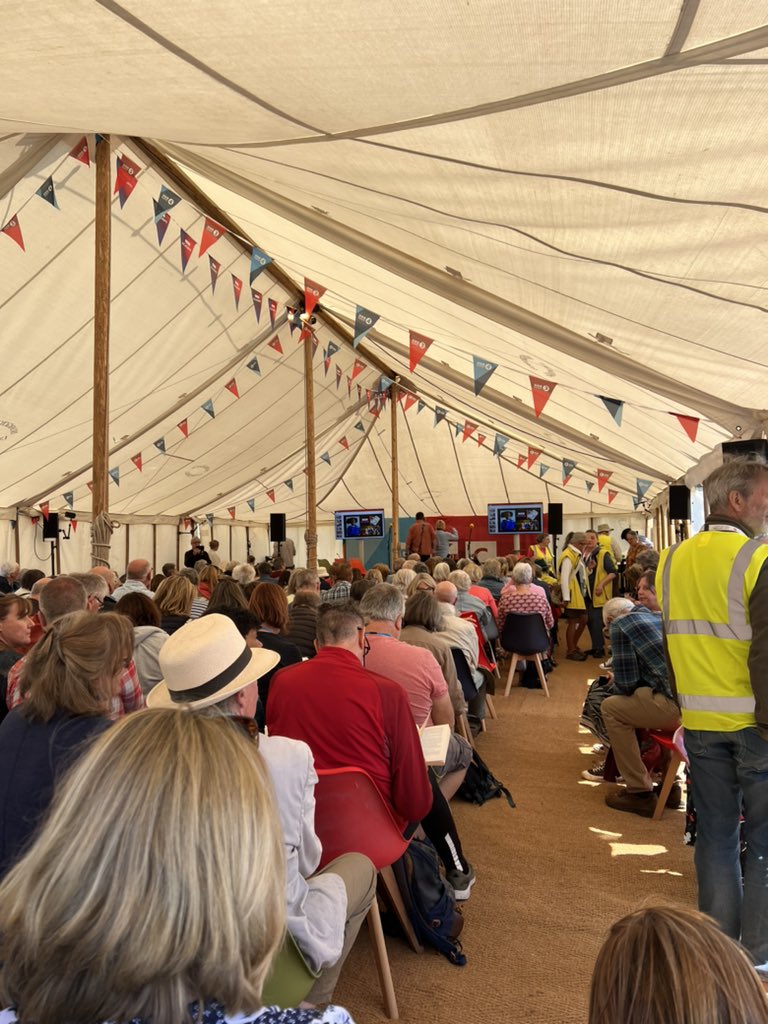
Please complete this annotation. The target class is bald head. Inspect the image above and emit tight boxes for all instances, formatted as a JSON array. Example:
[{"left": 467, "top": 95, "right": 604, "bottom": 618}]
[
  {"left": 89, "top": 565, "right": 119, "bottom": 593},
  {"left": 126, "top": 559, "right": 151, "bottom": 583},
  {"left": 435, "top": 581, "right": 458, "bottom": 606}
]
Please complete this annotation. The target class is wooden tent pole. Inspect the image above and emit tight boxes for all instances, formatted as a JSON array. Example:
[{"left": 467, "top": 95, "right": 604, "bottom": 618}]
[
  {"left": 304, "top": 336, "right": 318, "bottom": 571},
  {"left": 91, "top": 135, "right": 111, "bottom": 564},
  {"left": 391, "top": 381, "right": 399, "bottom": 566}
]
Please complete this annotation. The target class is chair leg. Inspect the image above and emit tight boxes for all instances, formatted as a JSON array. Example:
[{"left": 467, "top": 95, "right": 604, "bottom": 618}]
[
  {"left": 652, "top": 752, "right": 683, "bottom": 821},
  {"left": 504, "top": 654, "right": 519, "bottom": 697},
  {"left": 457, "top": 713, "right": 476, "bottom": 749},
  {"left": 366, "top": 900, "right": 399, "bottom": 1019},
  {"left": 378, "top": 864, "right": 424, "bottom": 954},
  {"left": 534, "top": 654, "right": 550, "bottom": 698},
  {"left": 486, "top": 694, "right": 497, "bottom": 719}
]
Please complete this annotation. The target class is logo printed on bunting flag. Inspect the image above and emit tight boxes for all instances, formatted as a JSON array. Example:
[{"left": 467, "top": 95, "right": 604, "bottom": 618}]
[
  {"left": 178, "top": 420, "right": 189, "bottom": 438},
  {"left": 529, "top": 377, "right": 556, "bottom": 417},
  {"left": 636, "top": 479, "right": 653, "bottom": 500},
  {"left": 1, "top": 215, "right": 24, "bottom": 251},
  {"left": 597, "top": 469, "right": 612, "bottom": 493},
  {"left": 225, "top": 378, "right": 240, "bottom": 399},
  {"left": 155, "top": 186, "right": 182, "bottom": 219},
  {"left": 198, "top": 218, "right": 226, "bottom": 258},
  {"left": 108, "top": 468, "right": 120, "bottom": 486},
  {"left": 153, "top": 201, "right": 171, "bottom": 245},
  {"left": 472, "top": 356, "right": 498, "bottom": 396},
  {"left": 304, "top": 278, "right": 326, "bottom": 317},
  {"left": 154, "top": 439, "right": 166, "bottom": 454},
  {"left": 268, "top": 335, "right": 283, "bottom": 355},
  {"left": 114, "top": 154, "right": 141, "bottom": 207},
  {"left": 562, "top": 458, "right": 577, "bottom": 484},
  {"left": 231, "top": 275, "right": 242, "bottom": 309},
  {"left": 673, "top": 413, "right": 700, "bottom": 443},
  {"left": 201, "top": 399, "right": 215, "bottom": 419},
  {"left": 353, "top": 307, "right": 379, "bottom": 349},
  {"left": 268, "top": 297, "right": 278, "bottom": 329},
  {"left": 323, "top": 350, "right": 331, "bottom": 375},
  {"left": 36, "top": 176, "right": 58, "bottom": 209},
  {"left": 599, "top": 396, "right": 624, "bottom": 426},
  {"left": 68, "top": 136, "right": 90, "bottom": 166},
  {"left": 247, "top": 356, "right": 261, "bottom": 375},
  {"left": 208, "top": 255, "right": 221, "bottom": 292},
  {"left": 326, "top": 341, "right": 340, "bottom": 359},
  {"left": 179, "top": 230, "right": 196, "bottom": 272},
  {"left": 63, "top": 491, "right": 74, "bottom": 507},
  {"left": 462, "top": 421, "right": 477, "bottom": 443},
  {"left": 131, "top": 454, "right": 142, "bottom": 472},
  {"left": 250, "top": 246, "right": 272, "bottom": 284},
  {"left": 351, "top": 358, "right": 366, "bottom": 381},
  {"left": 251, "top": 290, "right": 262, "bottom": 322},
  {"left": 607, "top": 489, "right": 618, "bottom": 504},
  {"left": 335, "top": 365, "right": 342, "bottom": 389},
  {"left": 404, "top": 393, "right": 418, "bottom": 413},
  {"left": 409, "top": 331, "right": 433, "bottom": 372},
  {"left": 527, "top": 447, "right": 542, "bottom": 469},
  {"left": 493, "top": 434, "right": 509, "bottom": 458}
]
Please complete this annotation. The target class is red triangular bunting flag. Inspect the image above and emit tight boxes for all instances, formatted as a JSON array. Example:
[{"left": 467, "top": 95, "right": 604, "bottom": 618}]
[
  {"left": 339, "top": 436, "right": 349, "bottom": 450},
  {"left": 527, "top": 447, "right": 542, "bottom": 469},
  {"left": 403, "top": 393, "right": 418, "bottom": 413},
  {"left": 1, "top": 215, "right": 24, "bottom": 251},
  {"left": 409, "top": 330, "right": 433, "bottom": 372},
  {"left": 268, "top": 335, "right": 284, "bottom": 354},
  {"left": 267, "top": 489, "right": 275, "bottom": 503},
  {"left": 40, "top": 502, "right": 50, "bottom": 520},
  {"left": 71, "top": 520, "right": 78, "bottom": 532},
  {"left": 225, "top": 378, "right": 240, "bottom": 399},
  {"left": 183, "top": 518, "right": 192, "bottom": 532},
  {"left": 477, "top": 433, "right": 486, "bottom": 447},
  {"left": 298, "top": 325, "right": 312, "bottom": 345},
  {"left": 69, "top": 136, "right": 90, "bottom": 166},
  {"left": 227, "top": 506, "right": 236, "bottom": 519},
  {"left": 131, "top": 453, "right": 143, "bottom": 472},
  {"left": 114, "top": 155, "right": 141, "bottom": 205},
  {"left": 30, "top": 516, "right": 39, "bottom": 526},
  {"left": 178, "top": 419, "right": 189, "bottom": 438},
  {"left": 674, "top": 413, "right": 700, "bottom": 443},
  {"left": 516, "top": 453, "right": 526, "bottom": 468},
  {"left": 529, "top": 377, "right": 556, "bottom": 417},
  {"left": 198, "top": 217, "right": 226, "bottom": 258},
  {"left": 563, "top": 475, "right": 572, "bottom": 486},
  {"left": 597, "top": 469, "right": 612, "bottom": 493},
  {"left": 607, "top": 489, "right": 618, "bottom": 504},
  {"left": 304, "top": 278, "right": 326, "bottom": 317},
  {"left": 231, "top": 275, "right": 243, "bottom": 309},
  {"left": 462, "top": 421, "right": 477, "bottom": 443},
  {"left": 86, "top": 481, "right": 93, "bottom": 492},
  {"left": 351, "top": 358, "right": 366, "bottom": 381}
]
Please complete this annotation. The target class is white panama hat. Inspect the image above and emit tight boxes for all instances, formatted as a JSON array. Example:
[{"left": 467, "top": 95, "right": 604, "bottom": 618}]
[{"left": 147, "top": 613, "right": 280, "bottom": 711}]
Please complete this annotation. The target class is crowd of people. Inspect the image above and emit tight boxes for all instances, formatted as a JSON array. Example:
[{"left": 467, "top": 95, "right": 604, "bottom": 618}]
[{"left": 1, "top": 457, "right": 768, "bottom": 1023}]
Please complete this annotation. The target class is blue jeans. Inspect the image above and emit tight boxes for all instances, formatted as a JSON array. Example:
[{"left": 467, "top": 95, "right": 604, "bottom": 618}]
[{"left": 686, "top": 727, "right": 768, "bottom": 964}]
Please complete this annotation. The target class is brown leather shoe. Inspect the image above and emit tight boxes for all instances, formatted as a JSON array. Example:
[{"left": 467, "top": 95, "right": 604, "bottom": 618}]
[{"left": 605, "top": 789, "right": 658, "bottom": 817}]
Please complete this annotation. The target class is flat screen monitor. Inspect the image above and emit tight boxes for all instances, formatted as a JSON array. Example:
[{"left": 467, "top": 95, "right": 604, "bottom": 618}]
[
  {"left": 487, "top": 502, "right": 544, "bottom": 535},
  {"left": 334, "top": 509, "right": 385, "bottom": 541}
]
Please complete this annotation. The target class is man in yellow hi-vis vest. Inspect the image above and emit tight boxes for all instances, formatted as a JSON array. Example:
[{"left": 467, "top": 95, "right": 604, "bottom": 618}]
[{"left": 658, "top": 456, "right": 768, "bottom": 969}]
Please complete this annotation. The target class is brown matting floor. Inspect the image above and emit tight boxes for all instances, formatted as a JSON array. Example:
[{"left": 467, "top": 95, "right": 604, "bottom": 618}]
[{"left": 333, "top": 652, "right": 697, "bottom": 1023}]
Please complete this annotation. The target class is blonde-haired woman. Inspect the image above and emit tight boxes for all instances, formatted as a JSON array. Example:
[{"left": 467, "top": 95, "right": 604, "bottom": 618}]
[
  {"left": 0, "top": 709, "right": 354, "bottom": 1024},
  {"left": 154, "top": 574, "right": 196, "bottom": 634},
  {"left": 0, "top": 611, "right": 132, "bottom": 879}
]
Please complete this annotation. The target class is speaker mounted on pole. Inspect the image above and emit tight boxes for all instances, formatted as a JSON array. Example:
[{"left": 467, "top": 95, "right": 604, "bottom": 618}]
[
  {"left": 547, "top": 503, "right": 563, "bottom": 536},
  {"left": 668, "top": 485, "right": 691, "bottom": 521},
  {"left": 269, "top": 512, "right": 286, "bottom": 543}
]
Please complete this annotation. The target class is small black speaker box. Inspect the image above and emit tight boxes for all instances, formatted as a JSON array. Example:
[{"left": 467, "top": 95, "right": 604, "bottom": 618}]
[
  {"left": 547, "top": 503, "right": 563, "bottom": 535},
  {"left": 269, "top": 512, "right": 286, "bottom": 543},
  {"left": 722, "top": 439, "right": 768, "bottom": 461},
  {"left": 668, "top": 485, "right": 691, "bottom": 520},
  {"left": 42, "top": 512, "right": 59, "bottom": 540}
]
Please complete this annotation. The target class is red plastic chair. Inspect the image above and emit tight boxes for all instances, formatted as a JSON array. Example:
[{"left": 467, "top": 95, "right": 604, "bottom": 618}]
[
  {"left": 648, "top": 726, "right": 687, "bottom": 821},
  {"left": 314, "top": 767, "right": 422, "bottom": 1019}
]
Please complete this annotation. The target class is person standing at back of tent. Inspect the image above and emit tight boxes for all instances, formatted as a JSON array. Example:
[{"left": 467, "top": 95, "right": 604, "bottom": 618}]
[
  {"left": 560, "top": 532, "right": 589, "bottom": 661},
  {"left": 586, "top": 527, "right": 617, "bottom": 658},
  {"left": 657, "top": 455, "right": 768, "bottom": 971},
  {"left": 405, "top": 512, "right": 436, "bottom": 563}
]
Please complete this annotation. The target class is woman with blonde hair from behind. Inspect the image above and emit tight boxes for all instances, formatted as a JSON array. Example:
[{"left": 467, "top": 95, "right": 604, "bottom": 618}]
[
  {"left": 589, "top": 904, "right": 768, "bottom": 1024},
  {"left": 0, "top": 708, "right": 354, "bottom": 1024}
]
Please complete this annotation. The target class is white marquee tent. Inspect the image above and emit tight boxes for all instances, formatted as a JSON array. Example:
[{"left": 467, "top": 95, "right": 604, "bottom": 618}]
[{"left": 1, "top": 1, "right": 767, "bottom": 569}]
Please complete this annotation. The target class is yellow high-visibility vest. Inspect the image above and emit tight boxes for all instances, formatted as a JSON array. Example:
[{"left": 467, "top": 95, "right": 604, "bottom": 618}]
[
  {"left": 658, "top": 528, "right": 768, "bottom": 731},
  {"left": 560, "top": 547, "right": 586, "bottom": 611},
  {"left": 591, "top": 546, "right": 615, "bottom": 609}
]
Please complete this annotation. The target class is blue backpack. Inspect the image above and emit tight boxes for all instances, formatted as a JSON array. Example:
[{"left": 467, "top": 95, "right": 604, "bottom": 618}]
[{"left": 393, "top": 838, "right": 467, "bottom": 966}]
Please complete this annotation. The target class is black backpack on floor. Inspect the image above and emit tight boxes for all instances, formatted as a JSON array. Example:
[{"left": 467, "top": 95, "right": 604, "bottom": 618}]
[
  {"left": 458, "top": 749, "right": 515, "bottom": 808},
  {"left": 392, "top": 838, "right": 467, "bottom": 966}
]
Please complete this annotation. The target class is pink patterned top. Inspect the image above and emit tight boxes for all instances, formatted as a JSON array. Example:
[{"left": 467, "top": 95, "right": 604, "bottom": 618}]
[{"left": 496, "top": 584, "right": 553, "bottom": 633}]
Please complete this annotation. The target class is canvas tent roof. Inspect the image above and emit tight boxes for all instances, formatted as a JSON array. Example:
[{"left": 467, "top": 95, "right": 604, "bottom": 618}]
[{"left": 1, "top": 1, "right": 767, "bottom": 527}]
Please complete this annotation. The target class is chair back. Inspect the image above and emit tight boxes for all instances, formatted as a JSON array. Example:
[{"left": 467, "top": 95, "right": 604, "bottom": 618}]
[
  {"left": 449, "top": 645, "right": 479, "bottom": 700},
  {"left": 314, "top": 767, "right": 410, "bottom": 872},
  {"left": 459, "top": 611, "right": 498, "bottom": 672},
  {"left": 500, "top": 612, "right": 549, "bottom": 656}
]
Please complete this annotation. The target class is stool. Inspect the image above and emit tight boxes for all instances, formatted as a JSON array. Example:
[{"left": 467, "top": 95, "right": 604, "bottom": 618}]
[{"left": 648, "top": 726, "right": 687, "bottom": 820}]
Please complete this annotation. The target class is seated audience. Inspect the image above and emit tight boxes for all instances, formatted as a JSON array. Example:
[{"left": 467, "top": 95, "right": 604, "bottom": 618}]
[
  {"left": 284, "top": 569, "right": 321, "bottom": 659},
  {"left": 249, "top": 583, "right": 302, "bottom": 724},
  {"left": 463, "top": 562, "right": 499, "bottom": 618},
  {"left": 0, "top": 595, "right": 32, "bottom": 723},
  {"left": 114, "top": 591, "right": 168, "bottom": 695},
  {"left": 0, "top": 708, "right": 355, "bottom": 1024},
  {"left": 268, "top": 602, "right": 476, "bottom": 899},
  {"left": 449, "top": 570, "right": 495, "bottom": 639},
  {"left": 206, "top": 575, "right": 249, "bottom": 613},
  {"left": 588, "top": 905, "right": 768, "bottom": 1024},
  {"left": 433, "top": 561, "right": 451, "bottom": 582},
  {"left": 197, "top": 564, "right": 220, "bottom": 601},
  {"left": 320, "top": 562, "right": 353, "bottom": 603},
  {"left": 257, "top": 561, "right": 280, "bottom": 585},
  {"left": 434, "top": 580, "right": 487, "bottom": 724},
  {"left": 636, "top": 569, "right": 660, "bottom": 613},
  {"left": 497, "top": 561, "right": 554, "bottom": 636},
  {"left": 154, "top": 574, "right": 196, "bottom": 635},
  {"left": 407, "top": 572, "right": 437, "bottom": 597},
  {"left": 0, "top": 561, "right": 20, "bottom": 594},
  {"left": 479, "top": 558, "right": 506, "bottom": 601},
  {"left": 360, "top": 585, "right": 472, "bottom": 799},
  {"left": 232, "top": 562, "right": 257, "bottom": 586},
  {"left": 349, "top": 578, "right": 376, "bottom": 603},
  {"left": 0, "top": 611, "right": 132, "bottom": 877},
  {"left": 111, "top": 558, "right": 154, "bottom": 602},
  {"left": 391, "top": 567, "right": 416, "bottom": 594},
  {"left": 400, "top": 591, "right": 467, "bottom": 718}
]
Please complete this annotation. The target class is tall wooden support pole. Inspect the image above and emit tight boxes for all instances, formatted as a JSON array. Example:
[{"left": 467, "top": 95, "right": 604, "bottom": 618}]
[
  {"left": 391, "top": 381, "right": 399, "bottom": 567},
  {"left": 92, "top": 135, "right": 111, "bottom": 558},
  {"left": 303, "top": 337, "right": 318, "bottom": 571}
]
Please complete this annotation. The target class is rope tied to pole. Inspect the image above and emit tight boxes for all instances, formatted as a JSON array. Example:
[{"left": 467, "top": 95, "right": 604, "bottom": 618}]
[{"left": 91, "top": 511, "right": 114, "bottom": 568}]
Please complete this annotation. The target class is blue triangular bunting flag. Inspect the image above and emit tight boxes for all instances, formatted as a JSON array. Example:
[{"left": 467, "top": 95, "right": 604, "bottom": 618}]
[
  {"left": 562, "top": 458, "right": 577, "bottom": 478},
  {"left": 251, "top": 289, "right": 262, "bottom": 321},
  {"left": 585, "top": 480, "right": 594, "bottom": 493},
  {"left": 320, "top": 452, "right": 331, "bottom": 465},
  {"left": 472, "top": 355, "right": 498, "bottom": 396},
  {"left": 353, "top": 306, "right": 379, "bottom": 348},
  {"left": 108, "top": 467, "right": 120, "bottom": 486},
  {"left": 63, "top": 491, "right": 74, "bottom": 508},
  {"left": 539, "top": 464, "right": 549, "bottom": 478},
  {"left": 354, "top": 420, "right": 365, "bottom": 432},
  {"left": 36, "top": 176, "right": 58, "bottom": 209},
  {"left": 434, "top": 406, "right": 447, "bottom": 426},
  {"left": 153, "top": 200, "right": 170, "bottom": 245},
  {"left": 493, "top": 433, "right": 509, "bottom": 458},
  {"left": 206, "top": 513, "right": 214, "bottom": 527},
  {"left": 633, "top": 496, "right": 643, "bottom": 510},
  {"left": 154, "top": 438, "right": 166, "bottom": 454},
  {"left": 599, "top": 396, "right": 624, "bottom": 426},
  {"left": 246, "top": 356, "right": 261, "bottom": 375},
  {"left": 247, "top": 498, "right": 255, "bottom": 512},
  {"left": 156, "top": 186, "right": 182, "bottom": 218},
  {"left": 249, "top": 246, "right": 272, "bottom": 284},
  {"left": 379, "top": 375, "right": 394, "bottom": 392},
  {"left": 284, "top": 479, "right": 294, "bottom": 491},
  {"left": 201, "top": 399, "right": 215, "bottom": 419},
  {"left": 417, "top": 400, "right": 426, "bottom": 414},
  {"left": 454, "top": 422, "right": 463, "bottom": 437},
  {"left": 636, "top": 478, "right": 652, "bottom": 500},
  {"left": 327, "top": 340, "right": 340, "bottom": 358}
]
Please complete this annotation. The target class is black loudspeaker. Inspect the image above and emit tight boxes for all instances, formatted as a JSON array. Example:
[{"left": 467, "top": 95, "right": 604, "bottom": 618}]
[
  {"left": 269, "top": 512, "right": 286, "bottom": 543},
  {"left": 42, "top": 512, "right": 59, "bottom": 540},
  {"left": 668, "top": 485, "right": 691, "bottom": 520},
  {"left": 547, "top": 503, "right": 563, "bottom": 535},
  {"left": 722, "top": 439, "right": 768, "bottom": 461}
]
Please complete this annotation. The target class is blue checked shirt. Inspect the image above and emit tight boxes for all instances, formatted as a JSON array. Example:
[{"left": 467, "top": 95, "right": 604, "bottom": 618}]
[
  {"left": 609, "top": 606, "right": 674, "bottom": 700},
  {"left": 320, "top": 581, "right": 352, "bottom": 603}
]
